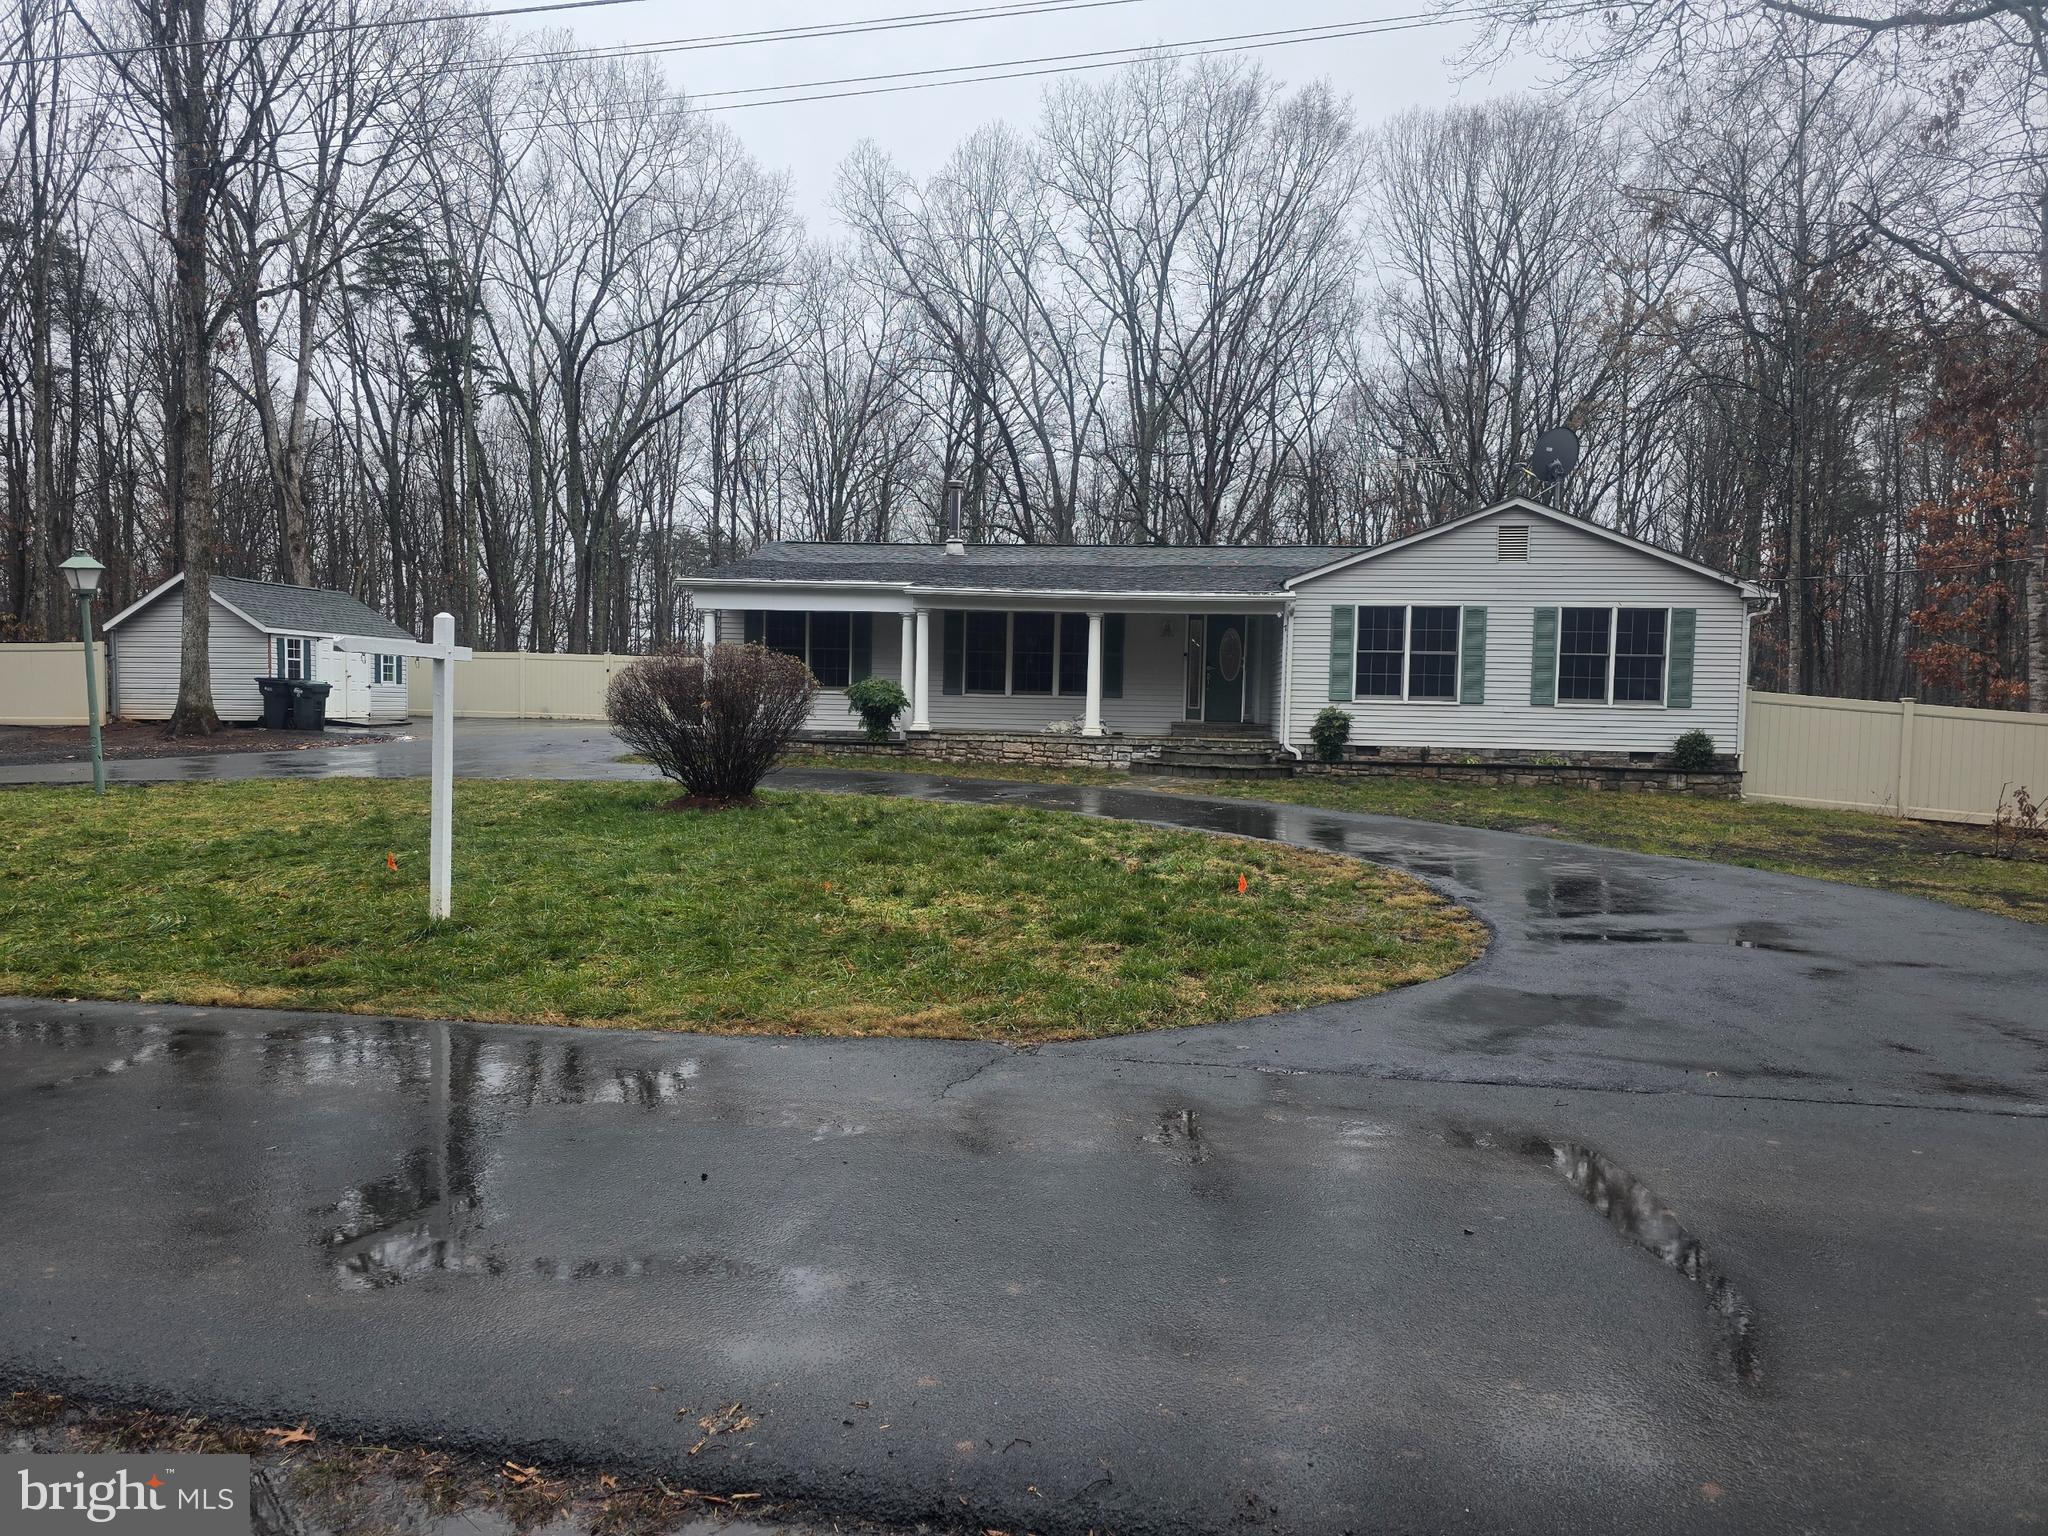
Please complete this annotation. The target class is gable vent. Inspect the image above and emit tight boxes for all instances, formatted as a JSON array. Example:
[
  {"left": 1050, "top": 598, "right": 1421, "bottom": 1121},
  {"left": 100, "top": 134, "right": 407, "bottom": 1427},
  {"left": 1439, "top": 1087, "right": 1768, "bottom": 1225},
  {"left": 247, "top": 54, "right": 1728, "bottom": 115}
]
[{"left": 1497, "top": 525, "right": 1530, "bottom": 561}]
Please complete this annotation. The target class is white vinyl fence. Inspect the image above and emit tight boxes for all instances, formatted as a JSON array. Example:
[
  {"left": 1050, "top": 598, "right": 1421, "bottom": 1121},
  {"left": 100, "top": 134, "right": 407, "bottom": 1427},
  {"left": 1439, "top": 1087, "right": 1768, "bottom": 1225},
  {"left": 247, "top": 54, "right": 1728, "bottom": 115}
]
[
  {"left": 0, "top": 642, "right": 109, "bottom": 725},
  {"left": 1744, "top": 691, "right": 2048, "bottom": 824},
  {"left": 406, "top": 649, "right": 638, "bottom": 720}
]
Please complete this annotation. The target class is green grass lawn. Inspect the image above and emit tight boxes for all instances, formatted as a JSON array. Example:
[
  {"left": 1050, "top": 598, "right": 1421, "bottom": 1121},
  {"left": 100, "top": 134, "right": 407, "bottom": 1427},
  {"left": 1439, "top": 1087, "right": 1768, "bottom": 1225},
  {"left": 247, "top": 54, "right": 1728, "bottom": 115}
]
[
  {"left": 784, "top": 751, "right": 2048, "bottom": 925},
  {"left": 0, "top": 780, "right": 1481, "bottom": 1040}
]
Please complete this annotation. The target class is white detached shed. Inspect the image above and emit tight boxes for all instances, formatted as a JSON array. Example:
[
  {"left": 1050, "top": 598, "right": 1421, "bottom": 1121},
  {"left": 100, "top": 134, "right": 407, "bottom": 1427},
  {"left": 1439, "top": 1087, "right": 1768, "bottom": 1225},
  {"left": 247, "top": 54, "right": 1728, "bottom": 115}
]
[{"left": 101, "top": 573, "right": 417, "bottom": 726}]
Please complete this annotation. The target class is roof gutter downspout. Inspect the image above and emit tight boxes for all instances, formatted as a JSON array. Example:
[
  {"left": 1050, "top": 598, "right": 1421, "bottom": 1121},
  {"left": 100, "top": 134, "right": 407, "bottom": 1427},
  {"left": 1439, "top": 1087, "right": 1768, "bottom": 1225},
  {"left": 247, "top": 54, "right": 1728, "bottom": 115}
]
[{"left": 1277, "top": 601, "right": 1301, "bottom": 759}]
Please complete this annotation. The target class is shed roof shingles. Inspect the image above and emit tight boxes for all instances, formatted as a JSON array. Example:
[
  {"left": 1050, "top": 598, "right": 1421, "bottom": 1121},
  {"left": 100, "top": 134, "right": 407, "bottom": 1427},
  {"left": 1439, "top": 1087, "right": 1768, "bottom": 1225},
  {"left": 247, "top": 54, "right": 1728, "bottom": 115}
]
[
  {"left": 695, "top": 542, "right": 1363, "bottom": 596},
  {"left": 211, "top": 576, "right": 414, "bottom": 641}
]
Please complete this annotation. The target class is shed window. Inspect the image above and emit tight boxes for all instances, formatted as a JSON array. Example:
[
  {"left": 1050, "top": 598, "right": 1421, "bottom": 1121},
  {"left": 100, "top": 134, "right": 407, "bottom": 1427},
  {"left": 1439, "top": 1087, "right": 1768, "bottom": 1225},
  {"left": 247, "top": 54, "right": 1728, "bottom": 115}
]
[
  {"left": 375, "top": 654, "right": 406, "bottom": 686},
  {"left": 1353, "top": 605, "right": 1461, "bottom": 702},
  {"left": 273, "top": 636, "right": 314, "bottom": 680},
  {"left": 1558, "top": 606, "right": 1667, "bottom": 704}
]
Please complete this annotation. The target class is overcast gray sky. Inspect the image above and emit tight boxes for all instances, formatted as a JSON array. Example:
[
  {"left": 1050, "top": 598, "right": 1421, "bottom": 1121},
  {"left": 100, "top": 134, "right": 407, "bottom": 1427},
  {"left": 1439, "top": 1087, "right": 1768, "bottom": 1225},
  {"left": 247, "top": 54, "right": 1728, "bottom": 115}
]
[{"left": 549, "top": 0, "right": 1542, "bottom": 226}]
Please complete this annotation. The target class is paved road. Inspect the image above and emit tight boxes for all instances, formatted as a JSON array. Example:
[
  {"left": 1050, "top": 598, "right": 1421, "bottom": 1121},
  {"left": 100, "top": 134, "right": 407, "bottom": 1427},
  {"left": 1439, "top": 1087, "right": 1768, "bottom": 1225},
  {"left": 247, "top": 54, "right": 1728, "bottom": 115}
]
[{"left": 3, "top": 726, "right": 2045, "bottom": 1533}]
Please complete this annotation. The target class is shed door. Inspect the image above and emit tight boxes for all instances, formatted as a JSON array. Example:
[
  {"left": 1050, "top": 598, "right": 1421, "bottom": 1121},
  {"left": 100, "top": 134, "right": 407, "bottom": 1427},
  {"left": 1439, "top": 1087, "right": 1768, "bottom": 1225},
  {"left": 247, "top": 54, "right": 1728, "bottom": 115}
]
[{"left": 1203, "top": 615, "right": 1247, "bottom": 724}]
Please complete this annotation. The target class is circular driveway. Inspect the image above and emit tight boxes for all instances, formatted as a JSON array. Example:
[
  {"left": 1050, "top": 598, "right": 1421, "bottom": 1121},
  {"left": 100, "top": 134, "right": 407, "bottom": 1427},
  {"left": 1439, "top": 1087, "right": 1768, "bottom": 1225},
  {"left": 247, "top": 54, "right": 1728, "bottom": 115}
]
[{"left": 2, "top": 724, "right": 2044, "bottom": 1533}]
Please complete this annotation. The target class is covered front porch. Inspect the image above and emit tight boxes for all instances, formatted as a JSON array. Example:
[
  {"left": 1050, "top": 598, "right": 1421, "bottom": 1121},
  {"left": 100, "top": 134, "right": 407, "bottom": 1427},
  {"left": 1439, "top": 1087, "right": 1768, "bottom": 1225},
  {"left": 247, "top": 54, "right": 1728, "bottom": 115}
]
[{"left": 704, "top": 596, "right": 1290, "bottom": 744}]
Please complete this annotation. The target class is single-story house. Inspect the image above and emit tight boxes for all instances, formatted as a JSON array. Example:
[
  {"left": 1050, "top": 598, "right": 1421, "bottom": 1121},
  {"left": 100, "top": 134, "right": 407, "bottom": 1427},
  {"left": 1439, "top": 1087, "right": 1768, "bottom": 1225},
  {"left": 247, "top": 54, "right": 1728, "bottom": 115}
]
[
  {"left": 685, "top": 498, "right": 1767, "bottom": 771},
  {"left": 101, "top": 573, "right": 416, "bottom": 726}
]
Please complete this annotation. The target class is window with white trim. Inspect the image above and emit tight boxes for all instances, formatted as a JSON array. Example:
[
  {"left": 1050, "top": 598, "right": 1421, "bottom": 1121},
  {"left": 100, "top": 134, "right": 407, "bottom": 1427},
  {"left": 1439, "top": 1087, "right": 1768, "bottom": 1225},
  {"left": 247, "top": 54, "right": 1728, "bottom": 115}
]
[
  {"left": 1353, "top": 605, "right": 1461, "bottom": 702},
  {"left": 273, "top": 636, "right": 314, "bottom": 680},
  {"left": 1558, "top": 606, "right": 1667, "bottom": 704},
  {"left": 760, "top": 611, "right": 852, "bottom": 687},
  {"left": 953, "top": 611, "right": 1086, "bottom": 696},
  {"left": 375, "top": 654, "right": 405, "bottom": 686}
]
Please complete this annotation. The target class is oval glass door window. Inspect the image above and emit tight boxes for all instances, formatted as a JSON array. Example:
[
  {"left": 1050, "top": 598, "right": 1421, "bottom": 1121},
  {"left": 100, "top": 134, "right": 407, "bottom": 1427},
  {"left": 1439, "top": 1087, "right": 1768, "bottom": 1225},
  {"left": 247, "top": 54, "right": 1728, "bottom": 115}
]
[{"left": 1218, "top": 627, "right": 1244, "bottom": 682}]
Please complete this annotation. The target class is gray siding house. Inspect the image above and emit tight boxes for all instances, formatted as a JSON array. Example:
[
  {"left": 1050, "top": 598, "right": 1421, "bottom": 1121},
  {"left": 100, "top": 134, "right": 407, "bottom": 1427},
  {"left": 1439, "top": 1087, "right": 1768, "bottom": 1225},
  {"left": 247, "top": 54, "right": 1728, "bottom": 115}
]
[
  {"left": 687, "top": 499, "right": 1765, "bottom": 764},
  {"left": 101, "top": 574, "right": 416, "bottom": 726}
]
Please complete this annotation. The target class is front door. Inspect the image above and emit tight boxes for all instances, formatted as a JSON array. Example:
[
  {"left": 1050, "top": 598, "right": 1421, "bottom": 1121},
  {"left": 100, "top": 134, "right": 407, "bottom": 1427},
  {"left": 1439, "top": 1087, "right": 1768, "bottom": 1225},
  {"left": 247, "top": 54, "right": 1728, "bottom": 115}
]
[{"left": 1203, "top": 614, "right": 1248, "bottom": 724}]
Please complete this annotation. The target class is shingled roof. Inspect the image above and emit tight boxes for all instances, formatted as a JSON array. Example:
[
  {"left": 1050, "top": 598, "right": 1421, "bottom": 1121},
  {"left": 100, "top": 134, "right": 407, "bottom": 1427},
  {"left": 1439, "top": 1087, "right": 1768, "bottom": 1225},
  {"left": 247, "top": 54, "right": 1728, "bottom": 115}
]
[
  {"left": 693, "top": 541, "right": 1364, "bottom": 596},
  {"left": 105, "top": 572, "right": 415, "bottom": 641}
]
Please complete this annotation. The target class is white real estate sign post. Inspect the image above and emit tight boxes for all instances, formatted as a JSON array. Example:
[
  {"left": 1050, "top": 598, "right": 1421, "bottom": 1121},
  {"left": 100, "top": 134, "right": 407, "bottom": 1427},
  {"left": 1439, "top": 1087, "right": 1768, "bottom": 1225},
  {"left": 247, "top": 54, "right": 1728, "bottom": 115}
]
[{"left": 336, "top": 612, "right": 473, "bottom": 920}]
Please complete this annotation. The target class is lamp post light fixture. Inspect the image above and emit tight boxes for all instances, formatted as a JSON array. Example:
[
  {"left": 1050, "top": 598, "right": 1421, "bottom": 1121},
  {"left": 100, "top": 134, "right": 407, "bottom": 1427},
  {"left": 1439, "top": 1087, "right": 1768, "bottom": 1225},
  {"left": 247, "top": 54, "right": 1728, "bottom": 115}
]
[{"left": 57, "top": 549, "right": 107, "bottom": 795}]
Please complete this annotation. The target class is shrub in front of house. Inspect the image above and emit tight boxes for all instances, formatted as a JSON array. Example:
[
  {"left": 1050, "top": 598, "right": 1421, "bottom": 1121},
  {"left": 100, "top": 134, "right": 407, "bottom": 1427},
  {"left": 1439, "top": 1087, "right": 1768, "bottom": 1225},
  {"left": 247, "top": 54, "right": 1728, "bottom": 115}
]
[
  {"left": 1669, "top": 728, "right": 1718, "bottom": 773},
  {"left": 1310, "top": 706, "right": 1352, "bottom": 764},
  {"left": 607, "top": 644, "right": 818, "bottom": 805},
  {"left": 846, "top": 677, "right": 910, "bottom": 742}
]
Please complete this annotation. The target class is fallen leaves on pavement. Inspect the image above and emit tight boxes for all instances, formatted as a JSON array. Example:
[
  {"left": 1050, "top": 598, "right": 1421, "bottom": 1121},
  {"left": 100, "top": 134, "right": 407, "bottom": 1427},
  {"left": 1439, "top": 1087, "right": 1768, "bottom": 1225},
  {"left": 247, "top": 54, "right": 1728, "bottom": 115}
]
[{"left": 262, "top": 1424, "right": 315, "bottom": 1447}]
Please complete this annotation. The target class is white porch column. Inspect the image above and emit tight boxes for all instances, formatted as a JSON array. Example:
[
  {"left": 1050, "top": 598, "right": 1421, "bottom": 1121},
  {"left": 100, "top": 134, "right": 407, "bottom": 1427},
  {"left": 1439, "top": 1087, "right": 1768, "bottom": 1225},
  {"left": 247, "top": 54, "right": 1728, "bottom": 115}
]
[
  {"left": 911, "top": 608, "right": 932, "bottom": 732},
  {"left": 899, "top": 612, "right": 916, "bottom": 696},
  {"left": 1082, "top": 609, "right": 1105, "bottom": 738}
]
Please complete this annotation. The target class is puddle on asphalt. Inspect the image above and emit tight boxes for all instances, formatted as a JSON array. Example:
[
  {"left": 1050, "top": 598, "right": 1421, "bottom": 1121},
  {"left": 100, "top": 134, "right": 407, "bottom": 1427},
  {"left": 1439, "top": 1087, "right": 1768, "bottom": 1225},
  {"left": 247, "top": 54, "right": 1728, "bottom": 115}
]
[
  {"left": 1536, "top": 919, "right": 1814, "bottom": 954},
  {"left": 1447, "top": 1126, "right": 1762, "bottom": 1389},
  {"left": 1143, "top": 1107, "right": 1208, "bottom": 1164},
  {"left": 1525, "top": 870, "right": 1671, "bottom": 920}
]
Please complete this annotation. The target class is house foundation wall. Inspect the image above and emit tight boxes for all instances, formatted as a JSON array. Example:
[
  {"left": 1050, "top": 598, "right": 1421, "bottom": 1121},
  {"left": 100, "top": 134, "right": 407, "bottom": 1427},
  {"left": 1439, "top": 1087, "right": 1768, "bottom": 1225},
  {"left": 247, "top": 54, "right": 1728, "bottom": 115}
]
[{"left": 796, "top": 729, "right": 1152, "bottom": 768}]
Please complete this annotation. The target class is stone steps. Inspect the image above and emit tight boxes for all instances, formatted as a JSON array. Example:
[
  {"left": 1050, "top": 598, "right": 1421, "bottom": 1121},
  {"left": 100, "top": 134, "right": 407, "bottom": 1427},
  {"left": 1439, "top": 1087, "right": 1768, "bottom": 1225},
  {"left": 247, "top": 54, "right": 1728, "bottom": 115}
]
[{"left": 1133, "top": 745, "right": 1296, "bottom": 780}]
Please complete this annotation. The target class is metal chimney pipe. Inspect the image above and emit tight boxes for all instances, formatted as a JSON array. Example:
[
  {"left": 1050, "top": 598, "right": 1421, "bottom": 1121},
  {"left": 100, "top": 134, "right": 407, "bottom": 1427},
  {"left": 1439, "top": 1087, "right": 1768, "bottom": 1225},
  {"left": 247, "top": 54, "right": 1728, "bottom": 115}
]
[{"left": 942, "top": 478, "right": 965, "bottom": 555}]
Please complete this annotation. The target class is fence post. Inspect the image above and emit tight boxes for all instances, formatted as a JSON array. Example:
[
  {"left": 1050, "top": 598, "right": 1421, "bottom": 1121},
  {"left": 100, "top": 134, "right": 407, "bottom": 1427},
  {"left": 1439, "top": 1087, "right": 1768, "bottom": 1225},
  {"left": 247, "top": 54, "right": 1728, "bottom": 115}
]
[
  {"left": 518, "top": 653, "right": 529, "bottom": 720},
  {"left": 1896, "top": 697, "right": 1917, "bottom": 819}
]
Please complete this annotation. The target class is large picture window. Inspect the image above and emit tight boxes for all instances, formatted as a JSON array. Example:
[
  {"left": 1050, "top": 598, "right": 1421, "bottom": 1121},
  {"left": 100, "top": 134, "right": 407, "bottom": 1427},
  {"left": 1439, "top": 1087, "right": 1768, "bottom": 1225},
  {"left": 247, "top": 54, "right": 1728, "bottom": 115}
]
[
  {"left": 1057, "top": 614, "right": 1088, "bottom": 696},
  {"left": 1353, "top": 605, "right": 1461, "bottom": 702},
  {"left": 752, "top": 610, "right": 861, "bottom": 688},
  {"left": 1012, "top": 612, "right": 1056, "bottom": 694},
  {"left": 964, "top": 612, "right": 1009, "bottom": 693},
  {"left": 808, "top": 612, "right": 852, "bottom": 687},
  {"left": 1558, "top": 606, "right": 1667, "bottom": 704}
]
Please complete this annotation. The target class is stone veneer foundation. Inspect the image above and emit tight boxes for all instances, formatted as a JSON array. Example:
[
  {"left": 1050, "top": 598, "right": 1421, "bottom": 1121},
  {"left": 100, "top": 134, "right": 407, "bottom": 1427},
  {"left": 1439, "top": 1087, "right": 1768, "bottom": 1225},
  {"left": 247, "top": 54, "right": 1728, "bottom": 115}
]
[{"left": 798, "top": 731, "right": 1745, "bottom": 797}]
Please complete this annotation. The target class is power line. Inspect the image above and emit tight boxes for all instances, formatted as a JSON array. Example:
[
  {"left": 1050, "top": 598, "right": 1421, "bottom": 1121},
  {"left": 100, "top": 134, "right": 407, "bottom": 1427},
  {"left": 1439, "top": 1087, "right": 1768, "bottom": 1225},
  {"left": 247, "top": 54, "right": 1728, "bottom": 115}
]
[
  {"left": 34, "top": 0, "right": 651, "bottom": 67},
  {"left": 46, "top": 0, "right": 1162, "bottom": 116},
  {"left": 53, "top": 0, "right": 1595, "bottom": 178}
]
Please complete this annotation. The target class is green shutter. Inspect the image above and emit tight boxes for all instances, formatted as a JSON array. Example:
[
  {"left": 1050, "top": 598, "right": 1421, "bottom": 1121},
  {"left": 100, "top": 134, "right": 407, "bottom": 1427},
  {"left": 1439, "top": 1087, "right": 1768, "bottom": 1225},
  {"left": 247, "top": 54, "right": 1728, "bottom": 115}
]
[
  {"left": 273, "top": 637, "right": 285, "bottom": 676},
  {"left": 1328, "top": 606, "right": 1354, "bottom": 701},
  {"left": 1667, "top": 608, "right": 1696, "bottom": 708},
  {"left": 942, "top": 611, "right": 964, "bottom": 695},
  {"left": 1459, "top": 606, "right": 1487, "bottom": 704},
  {"left": 851, "top": 613, "right": 872, "bottom": 682},
  {"left": 1103, "top": 614, "right": 1125, "bottom": 698},
  {"left": 742, "top": 610, "right": 763, "bottom": 644},
  {"left": 1530, "top": 607, "right": 1558, "bottom": 706}
]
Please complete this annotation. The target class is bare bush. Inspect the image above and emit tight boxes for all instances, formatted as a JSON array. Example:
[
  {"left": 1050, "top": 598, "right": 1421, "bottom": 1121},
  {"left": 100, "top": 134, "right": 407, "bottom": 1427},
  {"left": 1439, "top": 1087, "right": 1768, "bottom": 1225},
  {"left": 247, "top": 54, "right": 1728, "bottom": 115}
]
[{"left": 606, "top": 645, "right": 818, "bottom": 805}]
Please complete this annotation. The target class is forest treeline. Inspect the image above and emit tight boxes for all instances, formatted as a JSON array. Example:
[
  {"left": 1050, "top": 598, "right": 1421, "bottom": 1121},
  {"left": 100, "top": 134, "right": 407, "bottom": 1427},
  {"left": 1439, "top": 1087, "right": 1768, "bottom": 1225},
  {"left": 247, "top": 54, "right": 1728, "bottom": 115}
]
[{"left": 2, "top": 0, "right": 2043, "bottom": 720}]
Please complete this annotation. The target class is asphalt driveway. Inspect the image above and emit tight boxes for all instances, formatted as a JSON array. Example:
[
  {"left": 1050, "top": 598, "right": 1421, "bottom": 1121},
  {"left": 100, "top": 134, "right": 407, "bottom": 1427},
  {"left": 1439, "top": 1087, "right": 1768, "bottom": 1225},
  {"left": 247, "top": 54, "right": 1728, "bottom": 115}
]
[{"left": 2, "top": 725, "right": 2044, "bottom": 1533}]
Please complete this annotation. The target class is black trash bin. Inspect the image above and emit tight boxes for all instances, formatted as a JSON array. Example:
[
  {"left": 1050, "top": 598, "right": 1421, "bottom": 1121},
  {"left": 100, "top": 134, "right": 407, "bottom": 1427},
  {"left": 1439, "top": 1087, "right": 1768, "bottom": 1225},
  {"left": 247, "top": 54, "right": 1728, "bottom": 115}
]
[
  {"left": 287, "top": 680, "right": 331, "bottom": 731},
  {"left": 256, "top": 676, "right": 293, "bottom": 730}
]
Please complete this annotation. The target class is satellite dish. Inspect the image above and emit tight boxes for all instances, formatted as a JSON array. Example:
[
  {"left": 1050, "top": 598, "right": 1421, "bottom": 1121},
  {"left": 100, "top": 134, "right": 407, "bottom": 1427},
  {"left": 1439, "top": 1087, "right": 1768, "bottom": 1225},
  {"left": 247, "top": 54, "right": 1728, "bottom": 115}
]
[{"left": 1530, "top": 426, "right": 1580, "bottom": 483}]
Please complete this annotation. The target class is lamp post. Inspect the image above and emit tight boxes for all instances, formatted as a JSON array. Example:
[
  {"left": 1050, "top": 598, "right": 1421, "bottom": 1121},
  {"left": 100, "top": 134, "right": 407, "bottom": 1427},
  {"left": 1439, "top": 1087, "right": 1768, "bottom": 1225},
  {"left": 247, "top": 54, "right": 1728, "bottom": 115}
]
[{"left": 57, "top": 550, "right": 107, "bottom": 795}]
